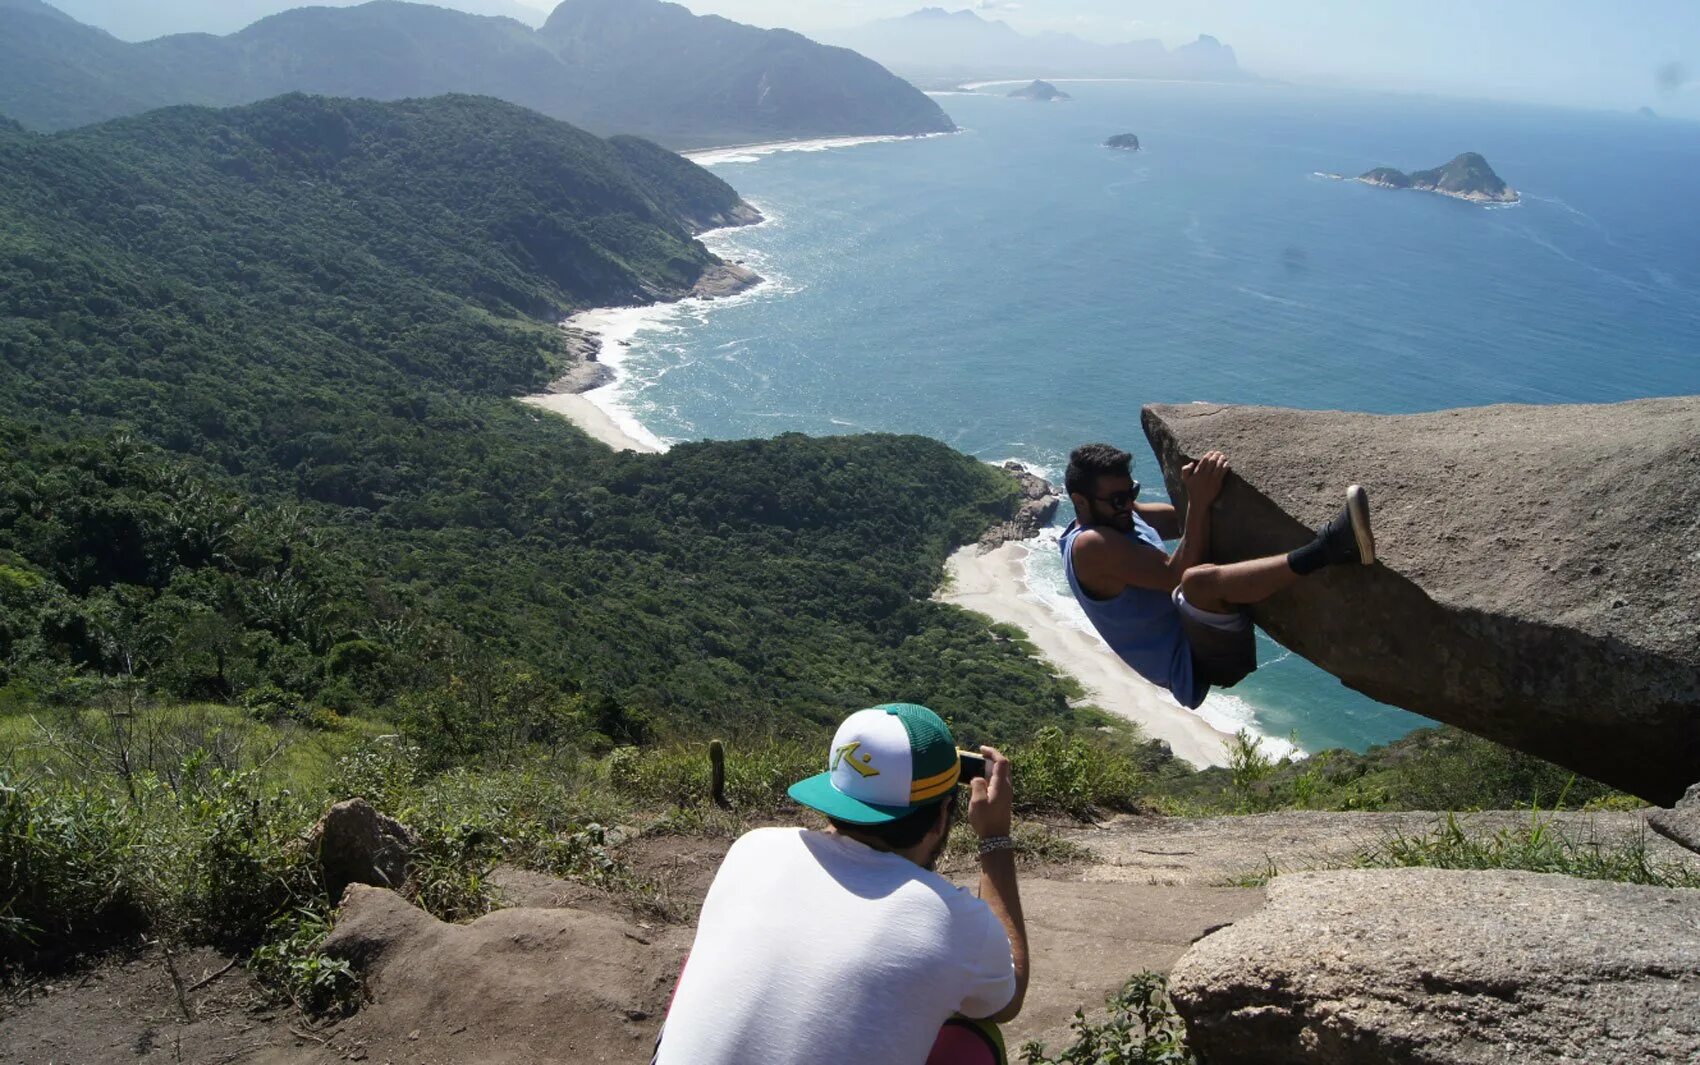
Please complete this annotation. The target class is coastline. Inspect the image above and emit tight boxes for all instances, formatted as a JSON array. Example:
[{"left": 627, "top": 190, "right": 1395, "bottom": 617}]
[
  {"left": 518, "top": 211, "right": 771, "bottom": 452},
  {"left": 520, "top": 391, "right": 660, "bottom": 453},
  {"left": 938, "top": 541, "right": 1233, "bottom": 769},
  {"left": 522, "top": 130, "right": 953, "bottom": 453},
  {"left": 683, "top": 130, "right": 958, "bottom": 167}
]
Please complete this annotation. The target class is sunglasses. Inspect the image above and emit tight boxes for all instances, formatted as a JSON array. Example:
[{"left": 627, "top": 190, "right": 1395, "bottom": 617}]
[{"left": 1090, "top": 482, "right": 1141, "bottom": 510}]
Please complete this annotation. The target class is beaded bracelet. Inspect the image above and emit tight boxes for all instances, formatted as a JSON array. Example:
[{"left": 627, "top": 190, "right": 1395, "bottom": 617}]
[{"left": 977, "top": 835, "right": 1014, "bottom": 856}]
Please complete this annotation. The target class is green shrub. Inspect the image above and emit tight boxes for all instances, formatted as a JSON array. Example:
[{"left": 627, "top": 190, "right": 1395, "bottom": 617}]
[
  {"left": 603, "top": 740, "right": 817, "bottom": 811},
  {"left": 0, "top": 780, "right": 147, "bottom": 973},
  {"left": 167, "top": 764, "right": 317, "bottom": 949},
  {"left": 398, "top": 762, "right": 645, "bottom": 920},
  {"left": 243, "top": 684, "right": 309, "bottom": 725},
  {"left": 250, "top": 904, "right": 360, "bottom": 1017},
  {"left": 327, "top": 739, "right": 429, "bottom": 812},
  {"left": 1, "top": 760, "right": 316, "bottom": 974},
  {"left": 1021, "top": 972, "right": 1195, "bottom": 1064},
  {"left": 1009, "top": 727, "right": 1142, "bottom": 818},
  {"left": 1160, "top": 727, "right": 1633, "bottom": 814},
  {"left": 1225, "top": 729, "right": 1281, "bottom": 812}
]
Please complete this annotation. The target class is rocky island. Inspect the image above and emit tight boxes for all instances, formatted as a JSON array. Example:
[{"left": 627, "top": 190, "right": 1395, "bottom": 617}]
[
  {"left": 1105, "top": 133, "right": 1141, "bottom": 150},
  {"left": 1009, "top": 79, "right": 1071, "bottom": 102},
  {"left": 1355, "top": 152, "right": 1519, "bottom": 204}
]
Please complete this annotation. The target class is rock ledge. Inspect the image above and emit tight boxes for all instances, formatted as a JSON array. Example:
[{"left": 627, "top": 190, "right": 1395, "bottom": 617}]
[
  {"left": 1170, "top": 868, "right": 1700, "bottom": 1064},
  {"left": 1141, "top": 398, "right": 1700, "bottom": 804}
]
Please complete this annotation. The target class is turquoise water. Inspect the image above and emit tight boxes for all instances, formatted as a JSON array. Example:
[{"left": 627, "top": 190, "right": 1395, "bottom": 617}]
[{"left": 596, "top": 81, "right": 1700, "bottom": 754}]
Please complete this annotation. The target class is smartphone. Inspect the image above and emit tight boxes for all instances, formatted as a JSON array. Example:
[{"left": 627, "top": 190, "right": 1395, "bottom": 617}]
[{"left": 957, "top": 750, "right": 988, "bottom": 780}]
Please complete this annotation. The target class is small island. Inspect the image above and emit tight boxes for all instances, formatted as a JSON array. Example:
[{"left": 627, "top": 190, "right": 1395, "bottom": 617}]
[
  {"left": 1009, "top": 80, "right": 1072, "bottom": 102},
  {"left": 1355, "top": 152, "right": 1518, "bottom": 204},
  {"left": 1105, "top": 133, "right": 1141, "bottom": 151}
]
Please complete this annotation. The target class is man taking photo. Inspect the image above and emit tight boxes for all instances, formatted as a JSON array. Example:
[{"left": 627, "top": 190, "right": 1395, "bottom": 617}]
[{"left": 654, "top": 702, "right": 1028, "bottom": 1065}]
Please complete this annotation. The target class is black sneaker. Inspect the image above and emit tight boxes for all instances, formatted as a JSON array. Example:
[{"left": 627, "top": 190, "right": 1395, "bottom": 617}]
[{"left": 1316, "top": 485, "right": 1376, "bottom": 566}]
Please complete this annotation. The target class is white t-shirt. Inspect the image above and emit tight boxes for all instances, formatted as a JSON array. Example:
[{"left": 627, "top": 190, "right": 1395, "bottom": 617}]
[{"left": 655, "top": 826, "right": 1017, "bottom": 1065}]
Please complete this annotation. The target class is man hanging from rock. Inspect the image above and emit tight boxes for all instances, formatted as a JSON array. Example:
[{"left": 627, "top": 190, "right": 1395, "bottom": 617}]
[
  {"left": 1061, "top": 442, "right": 1375, "bottom": 710},
  {"left": 653, "top": 702, "right": 1027, "bottom": 1065}
]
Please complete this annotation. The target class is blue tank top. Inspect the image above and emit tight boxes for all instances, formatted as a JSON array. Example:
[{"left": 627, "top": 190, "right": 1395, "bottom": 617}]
[{"left": 1060, "top": 516, "right": 1202, "bottom": 709}]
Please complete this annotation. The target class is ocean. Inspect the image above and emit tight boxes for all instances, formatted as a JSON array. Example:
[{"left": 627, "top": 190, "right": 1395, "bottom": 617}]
[{"left": 579, "top": 80, "right": 1700, "bottom": 755}]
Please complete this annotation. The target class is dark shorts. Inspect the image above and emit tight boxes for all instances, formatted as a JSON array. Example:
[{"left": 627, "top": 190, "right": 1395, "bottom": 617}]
[{"left": 1173, "top": 587, "right": 1257, "bottom": 690}]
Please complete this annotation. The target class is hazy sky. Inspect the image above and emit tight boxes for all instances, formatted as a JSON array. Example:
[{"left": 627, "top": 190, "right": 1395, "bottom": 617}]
[{"left": 515, "top": 0, "right": 1700, "bottom": 116}]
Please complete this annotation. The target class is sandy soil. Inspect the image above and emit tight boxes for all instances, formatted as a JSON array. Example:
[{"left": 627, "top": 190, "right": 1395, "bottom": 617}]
[
  {"left": 939, "top": 542, "right": 1233, "bottom": 768},
  {"left": 519, "top": 392, "right": 660, "bottom": 454}
]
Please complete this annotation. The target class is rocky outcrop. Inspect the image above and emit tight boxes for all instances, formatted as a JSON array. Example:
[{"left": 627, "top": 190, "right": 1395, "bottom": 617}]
[
  {"left": 1649, "top": 782, "right": 1700, "bottom": 855},
  {"left": 322, "top": 886, "right": 688, "bottom": 1064},
  {"left": 1141, "top": 398, "right": 1700, "bottom": 804},
  {"left": 690, "top": 262, "right": 764, "bottom": 300},
  {"left": 700, "top": 202, "right": 765, "bottom": 230},
  {"left": 545, "top": 326, "right": 614, "bottom": 394},
  {"left": 1009, "top": 79, "right": 1072, "bottom": 102},
  {"left": 306, "top": 799, "right": 415, "bottom": 902},
  {"left": 1170, "top": 868, "right": 1700, "bottom": 1064},
  {"left": 1105, "top": 133, "right": 1141, "bottom": 150},
  {"left": 978, "top": 462, "right": 1060, "bottom": 549},
  {"left": 1355, "top": 152, "right": 1518, "bottom": 203}
]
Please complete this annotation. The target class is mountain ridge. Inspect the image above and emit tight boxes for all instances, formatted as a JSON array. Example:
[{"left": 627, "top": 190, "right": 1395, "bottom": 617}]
[
  {"left": 41, "top": 0, "right": 545, "bottom": 40},
  {"left": 0, "top": 0, "right": 956, "bottom": 147},
  {"left": 823, "top": 7, "right": 1243, "bottom": 82}
]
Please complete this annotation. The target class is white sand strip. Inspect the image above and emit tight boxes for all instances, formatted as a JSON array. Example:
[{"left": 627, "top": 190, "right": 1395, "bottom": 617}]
[
  {"left": 940, "top": 542, "right": 1231, "bottom": 769},
  {"left": 520, "top": 393, "right": 661, "bottom": 454}
]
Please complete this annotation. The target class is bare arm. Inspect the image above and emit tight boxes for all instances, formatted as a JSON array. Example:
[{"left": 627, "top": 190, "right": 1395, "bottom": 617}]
[
  {"left": 972, "top": 746, "right": 1028, "bottom": 1024},
  {"left": 1074, "top": 452, "right": 1228, "bottom": 596},
  {"left": 1133, "top": 501, "right": 1181, "bottom": 540}
]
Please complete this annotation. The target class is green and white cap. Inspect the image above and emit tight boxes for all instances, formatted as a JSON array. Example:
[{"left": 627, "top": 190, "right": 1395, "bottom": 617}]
[{"left": 788, "top": 703, "right": 961, "bottom": 824}]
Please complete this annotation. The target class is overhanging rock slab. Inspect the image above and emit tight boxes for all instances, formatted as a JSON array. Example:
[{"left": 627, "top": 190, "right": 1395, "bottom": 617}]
[{"left": 1142, "top": 398, "right": 1700, "bottom": 804}]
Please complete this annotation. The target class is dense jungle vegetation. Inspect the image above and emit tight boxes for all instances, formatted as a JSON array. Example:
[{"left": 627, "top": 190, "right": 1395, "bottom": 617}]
[
  {"left": 0, "top": 95, "right": 1640, "bottom": 996},
  {"left": 0, "top": 92, "right": 1086, "bottom": 743}
]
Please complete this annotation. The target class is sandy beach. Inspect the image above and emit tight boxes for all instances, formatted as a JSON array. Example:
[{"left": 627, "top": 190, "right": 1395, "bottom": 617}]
[
  {"left": 939, "top": 542, "right": 1233, "bottom": 768},
  {"left": 520, "top": 392, "right": 660, "bottom": 453}
]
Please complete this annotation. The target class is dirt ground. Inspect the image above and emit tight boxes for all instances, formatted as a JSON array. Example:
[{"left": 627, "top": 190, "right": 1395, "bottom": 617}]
[{"left": 3, "top": 808, "right": 1687, "bottom": 1064}]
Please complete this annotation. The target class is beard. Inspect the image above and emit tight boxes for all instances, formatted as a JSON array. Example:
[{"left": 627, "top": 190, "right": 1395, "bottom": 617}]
[
  {"left": 922, "top": 832, "right": 949, "bottom": 872},
  {"left": 1093, "top": 503, "right": 1134, "bottom": 534}
]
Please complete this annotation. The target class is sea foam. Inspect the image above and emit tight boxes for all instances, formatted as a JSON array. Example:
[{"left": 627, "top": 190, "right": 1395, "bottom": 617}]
[
  {"left": 685, "top": 131, "right": 955, "bottom": 168},
  {"left": 562, "top": 203, "right": 789, "bottom": 451}
]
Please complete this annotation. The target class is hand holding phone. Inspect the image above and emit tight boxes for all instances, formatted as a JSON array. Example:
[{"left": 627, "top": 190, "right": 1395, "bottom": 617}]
[{"left": 958, "top": 750, "right": 988, "bottom": 780}]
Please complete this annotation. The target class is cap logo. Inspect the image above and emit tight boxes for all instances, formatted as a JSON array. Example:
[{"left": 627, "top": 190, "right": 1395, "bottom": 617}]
[{"left": 832, "top": 741, "right": 879, "bottom": 778}]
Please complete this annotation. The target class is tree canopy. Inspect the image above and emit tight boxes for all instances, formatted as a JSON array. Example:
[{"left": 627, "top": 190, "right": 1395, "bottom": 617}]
[{"left": 0, "top": 94, "right": 1077, "bottom": 746}]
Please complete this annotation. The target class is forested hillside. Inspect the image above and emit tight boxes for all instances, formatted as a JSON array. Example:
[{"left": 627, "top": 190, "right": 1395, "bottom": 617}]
[
  {"left": 0, "top": 0, "right": 957, "bottom": 147},
  {"left": 0, "top": 94, "right": 1075, "bottom": 745}
]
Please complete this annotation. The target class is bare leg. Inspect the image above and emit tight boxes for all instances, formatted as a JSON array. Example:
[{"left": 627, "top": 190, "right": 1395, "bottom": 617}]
[{"left": 1180, "top": 555, "right": 1299, "bottom": 614}]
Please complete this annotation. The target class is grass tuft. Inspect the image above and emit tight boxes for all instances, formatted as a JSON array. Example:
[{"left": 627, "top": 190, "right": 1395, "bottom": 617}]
[{"left": 1351, "top": 811, "right": 1700, "bottom": 889}]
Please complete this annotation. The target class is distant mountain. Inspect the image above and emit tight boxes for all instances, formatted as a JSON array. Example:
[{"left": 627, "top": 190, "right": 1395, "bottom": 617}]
[
  {"left": 0, "top": 0, "right": 955, "bottom": 147},
  {"left": 1356, "top": 153, "right": 1518, "bottom": 204},
  {"left": 45, "top": 0, "right": 545, "bottom": 40},
  {"left": 822, "top": 7, "right": 1243, "bottom": 82}
]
